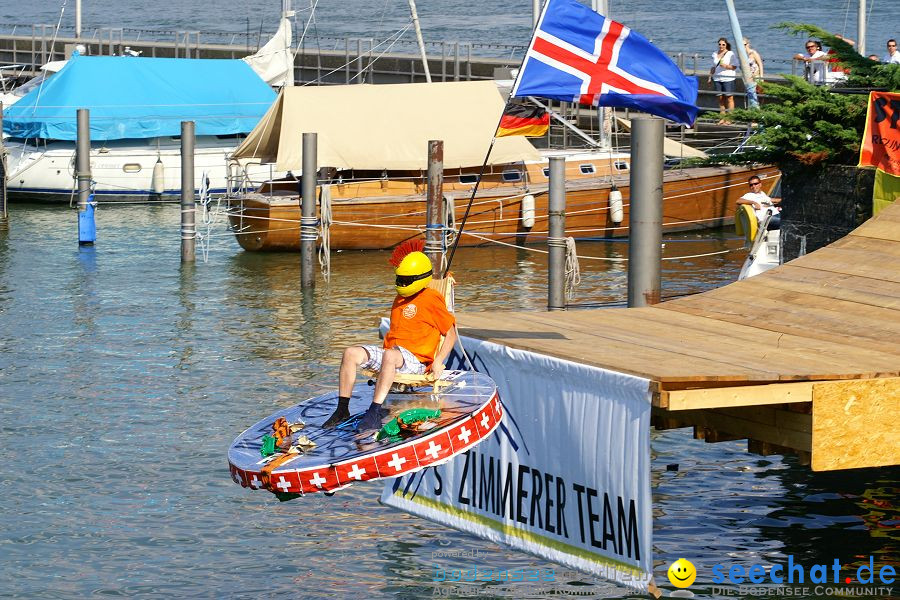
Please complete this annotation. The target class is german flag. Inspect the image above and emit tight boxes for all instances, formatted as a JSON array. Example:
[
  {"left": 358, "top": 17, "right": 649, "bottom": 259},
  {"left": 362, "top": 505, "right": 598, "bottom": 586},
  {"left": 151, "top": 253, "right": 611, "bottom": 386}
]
[{"left": 497, "top": 104, "right": 549, "bottom": 137}]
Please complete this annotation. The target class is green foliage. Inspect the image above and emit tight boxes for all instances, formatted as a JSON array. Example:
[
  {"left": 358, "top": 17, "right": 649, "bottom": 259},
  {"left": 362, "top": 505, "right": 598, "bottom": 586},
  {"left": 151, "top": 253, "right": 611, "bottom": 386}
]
[{"left": 717, "top": 23, "right": 900, "bottom": 167}]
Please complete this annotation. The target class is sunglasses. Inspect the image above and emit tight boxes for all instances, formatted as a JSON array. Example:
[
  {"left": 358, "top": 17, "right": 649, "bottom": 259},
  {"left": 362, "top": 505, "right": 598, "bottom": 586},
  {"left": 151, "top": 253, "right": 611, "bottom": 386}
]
[
  {"left": 806, "top": 45, "right": 816, "bottom": 49},
  {"left": 396, "top": 271, "right": 432, "bottom": 288},
  {"left": 749, "top": 181, "right": 762, "bottom": 186}
]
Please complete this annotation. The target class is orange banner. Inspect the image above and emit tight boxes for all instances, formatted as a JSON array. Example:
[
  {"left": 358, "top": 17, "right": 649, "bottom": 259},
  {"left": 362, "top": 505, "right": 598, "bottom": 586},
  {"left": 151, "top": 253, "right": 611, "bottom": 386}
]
[{"left": 859, "top": 91, "right": 900, "bottom": 177}]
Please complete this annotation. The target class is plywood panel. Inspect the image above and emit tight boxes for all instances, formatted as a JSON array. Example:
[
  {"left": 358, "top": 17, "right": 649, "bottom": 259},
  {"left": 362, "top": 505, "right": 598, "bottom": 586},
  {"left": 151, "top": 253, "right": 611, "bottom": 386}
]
[{"left": 811, "top": 378, "right": 900, "bottom": 471}]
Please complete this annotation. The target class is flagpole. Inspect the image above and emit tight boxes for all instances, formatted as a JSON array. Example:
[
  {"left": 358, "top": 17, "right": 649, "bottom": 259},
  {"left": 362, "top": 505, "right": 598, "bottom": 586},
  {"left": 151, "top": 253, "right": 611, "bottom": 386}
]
[
  {"left": 593, "top": 0, "right": 612, "bottom": 150},
  {"left": 444, "top": 0, "right": 549, "bottom": 276}
]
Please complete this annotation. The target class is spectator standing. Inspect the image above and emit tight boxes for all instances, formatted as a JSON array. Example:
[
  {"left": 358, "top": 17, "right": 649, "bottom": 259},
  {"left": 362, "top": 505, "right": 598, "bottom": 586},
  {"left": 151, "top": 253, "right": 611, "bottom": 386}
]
[
  {"left": 884, "top": 39, "right": 900, "bottom": 64},
  {"left": 742, "top": 37, "right": 764, "bottom": 108},
  {"left": 794, "top": 40, "right": 827, "bottom": 85},
  {"left": 709, "top": 37, "right": 737, "bottom": 123}
]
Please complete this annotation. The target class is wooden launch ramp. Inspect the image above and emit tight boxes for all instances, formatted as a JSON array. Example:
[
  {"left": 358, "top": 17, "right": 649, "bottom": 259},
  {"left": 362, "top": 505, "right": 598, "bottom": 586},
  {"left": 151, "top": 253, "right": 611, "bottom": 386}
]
[{"left": 457, "top": 201, "right": 900, "bottom": 471}]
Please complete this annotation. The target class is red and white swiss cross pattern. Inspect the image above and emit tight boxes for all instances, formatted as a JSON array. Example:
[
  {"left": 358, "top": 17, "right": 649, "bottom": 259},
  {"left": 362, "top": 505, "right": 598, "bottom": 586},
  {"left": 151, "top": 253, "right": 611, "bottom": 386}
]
[
  {"left": 334, "top": 455, "right": 379, "bottom": 486},
  {"left": 295, "top": 466, "right": 339, "bottom": 493},
  {"left": 413, "top": 430, "right": 453, "bottom": 466},
  {"left": 446, "top": 419, "right": 481, "bottom": 453},
  {"left": 267, "top": 470, "right": 302, "bottom": 494},
  {"left": 374, "top": 443, "right": 419, "bottom": 477},
  {"left": 474, "top": 395, "right": 500, "bottom": 438}
]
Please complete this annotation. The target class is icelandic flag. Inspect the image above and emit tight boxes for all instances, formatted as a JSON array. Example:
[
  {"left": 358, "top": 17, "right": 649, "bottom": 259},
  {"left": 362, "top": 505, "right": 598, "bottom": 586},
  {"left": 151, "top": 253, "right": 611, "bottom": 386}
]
[{"left": 512, "top": 0, "right": 699, "bottom": 126}]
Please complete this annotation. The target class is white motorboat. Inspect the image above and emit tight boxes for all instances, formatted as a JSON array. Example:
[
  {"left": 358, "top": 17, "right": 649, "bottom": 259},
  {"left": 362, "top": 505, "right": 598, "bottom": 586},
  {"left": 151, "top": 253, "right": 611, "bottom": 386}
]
[{"left": 2, "top": 14, "right": 293, "bottom": 203}]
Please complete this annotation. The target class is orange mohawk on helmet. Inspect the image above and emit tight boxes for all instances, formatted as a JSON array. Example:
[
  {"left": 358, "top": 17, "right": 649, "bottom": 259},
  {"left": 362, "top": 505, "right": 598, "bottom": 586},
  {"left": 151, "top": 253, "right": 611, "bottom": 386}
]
[{"left": 388, "top": 238, "right": 426, "bottom": 267}]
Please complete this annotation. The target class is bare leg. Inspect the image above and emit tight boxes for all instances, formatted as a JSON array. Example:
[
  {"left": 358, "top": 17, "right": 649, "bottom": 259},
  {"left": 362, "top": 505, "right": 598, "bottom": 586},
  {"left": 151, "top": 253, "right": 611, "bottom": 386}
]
[
  {"left": 726, "top": 95, "right": 735, "bottom": 114},
  {"left": 372, "top": 348, "right": 404, "bottom": 405},
  {"left": 718, "top": 94, "right": 726, "bottom": 120},
  {"left": 339, "top": 346, "right": 368, "bottom": 397}
]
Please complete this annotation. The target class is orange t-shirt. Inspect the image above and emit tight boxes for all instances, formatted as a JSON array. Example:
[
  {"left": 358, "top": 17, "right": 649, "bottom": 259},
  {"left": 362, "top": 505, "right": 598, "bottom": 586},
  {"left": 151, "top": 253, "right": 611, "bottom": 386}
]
[{"left": 383, "top": 287, "right": 456, "bottom": 365}]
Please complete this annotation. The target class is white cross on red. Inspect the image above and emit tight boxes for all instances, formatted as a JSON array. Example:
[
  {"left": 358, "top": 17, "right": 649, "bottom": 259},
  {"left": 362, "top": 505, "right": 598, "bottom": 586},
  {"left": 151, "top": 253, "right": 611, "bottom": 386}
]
[
  {"left": 347, "top": 464, "right": 366, "bottom": 480},
  {"left": 480, "top": 412, "right": 490, "bottom": 430},
  {"left": 528, "top": 19, "right": 672, "bottom": 105},
  {"left": 387, "top": 452, "right": 407, "bottom": 471},
  {"left": 457, "top": 426, "right": 472, "bottom": 445},
  {"left": 276, "top": 476, "right": 291, "bottom": 492},
  {"left": 425, "top": 440, "right": 442, "bottom": 460},
  {"left": 249, "top": 474, "right": 261, "bottom": 489},
  {"left": 309, "top": 472, "right": 326, "bottom": 487}
]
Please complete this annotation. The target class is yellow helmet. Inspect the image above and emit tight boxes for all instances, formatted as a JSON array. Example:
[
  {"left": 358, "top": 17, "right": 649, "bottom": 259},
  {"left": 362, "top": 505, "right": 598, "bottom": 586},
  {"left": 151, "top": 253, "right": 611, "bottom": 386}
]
[{"left": 395, "top": 251, "right": 433, "bottom": 297}]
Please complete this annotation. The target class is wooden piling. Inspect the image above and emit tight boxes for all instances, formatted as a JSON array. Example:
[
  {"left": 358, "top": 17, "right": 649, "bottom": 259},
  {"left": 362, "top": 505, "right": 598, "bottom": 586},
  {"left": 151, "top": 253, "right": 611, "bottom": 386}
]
[
  {"left": 300, "top": 132, "right": 317, "bottom": 289},
  {"left": 180, "top": 120, "right": 196, "bottom": 262},
  {"left": 425, "top": 140, "right": 444, "bottom": 270}
]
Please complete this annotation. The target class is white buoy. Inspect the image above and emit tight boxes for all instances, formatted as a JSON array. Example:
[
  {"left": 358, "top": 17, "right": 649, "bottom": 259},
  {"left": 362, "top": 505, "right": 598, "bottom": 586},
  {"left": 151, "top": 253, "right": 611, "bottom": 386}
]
[
  {"left": 608, "top": 186, "right": 624, "bottom": 224},
  {"left": 151, "top": 158, "right": 165, "bottom": 194},
  {"left": 521, "top": 194, "right": 535, "bottom": 228}
]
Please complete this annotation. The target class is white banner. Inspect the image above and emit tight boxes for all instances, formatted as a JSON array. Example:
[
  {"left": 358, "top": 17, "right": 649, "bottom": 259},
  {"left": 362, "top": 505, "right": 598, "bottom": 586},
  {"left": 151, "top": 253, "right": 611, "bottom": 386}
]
[{"left": 381, "top": 334, "right": 652, "bottom": 590}]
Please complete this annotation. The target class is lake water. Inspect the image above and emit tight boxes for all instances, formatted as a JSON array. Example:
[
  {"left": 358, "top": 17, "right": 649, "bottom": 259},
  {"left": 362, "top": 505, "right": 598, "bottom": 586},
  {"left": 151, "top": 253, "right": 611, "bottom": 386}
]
[
  {"left": 0, "top": 202, "right": 897, "bottom": 598},
  {"left": 3, "top": 0, "right": 897, "bottom": 74}
]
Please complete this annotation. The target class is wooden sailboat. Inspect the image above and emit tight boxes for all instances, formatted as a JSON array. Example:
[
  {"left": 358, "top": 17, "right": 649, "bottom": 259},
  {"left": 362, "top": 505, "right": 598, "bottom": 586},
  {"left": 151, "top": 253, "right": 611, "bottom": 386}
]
[{"left": 226, "top": 80, "right": 776, "bottom": 251}]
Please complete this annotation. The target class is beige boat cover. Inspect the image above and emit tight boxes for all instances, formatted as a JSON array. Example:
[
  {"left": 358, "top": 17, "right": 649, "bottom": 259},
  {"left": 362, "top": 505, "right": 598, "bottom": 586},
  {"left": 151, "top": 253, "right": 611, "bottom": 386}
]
[{"left": 231, "top": 80, "right": 542, "bottom": 171}]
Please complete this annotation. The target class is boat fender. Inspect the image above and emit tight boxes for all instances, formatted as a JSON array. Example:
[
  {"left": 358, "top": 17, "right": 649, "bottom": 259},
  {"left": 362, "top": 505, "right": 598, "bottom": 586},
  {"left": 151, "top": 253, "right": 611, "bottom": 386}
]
[
  {"left": 151, "top": 158, "right": 165, "bottom": 194},
  {"left": 521, "top": 194, "right": 535, "bottom": 228},
  {"left": 608, "top": 186, "right": 624, "bottom": 224}
]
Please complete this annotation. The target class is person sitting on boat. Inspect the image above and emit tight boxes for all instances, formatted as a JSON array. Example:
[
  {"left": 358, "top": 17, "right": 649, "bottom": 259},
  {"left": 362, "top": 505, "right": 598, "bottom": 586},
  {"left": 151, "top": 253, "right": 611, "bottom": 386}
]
[
  {"left": 324, "top": 249, "right": 457, "bottom": 431},
  {"left": 736, "top": 175, "right": 781, "bottom": 230}
]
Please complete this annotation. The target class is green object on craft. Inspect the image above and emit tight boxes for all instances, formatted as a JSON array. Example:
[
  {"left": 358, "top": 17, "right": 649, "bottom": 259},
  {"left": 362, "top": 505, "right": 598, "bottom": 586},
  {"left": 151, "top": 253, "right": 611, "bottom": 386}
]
[
  {"left": 375, "top": 408, "right": 442, "bottom": 441},
  {"left": 260, "top": 434, "right": 277, "bottom": 457}
]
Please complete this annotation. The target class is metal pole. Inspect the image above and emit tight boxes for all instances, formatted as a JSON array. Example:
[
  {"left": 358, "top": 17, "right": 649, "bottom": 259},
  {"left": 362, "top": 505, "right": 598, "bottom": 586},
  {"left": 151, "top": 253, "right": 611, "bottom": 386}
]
[
  {"left": 593, "top": 0, "right": 611, "bottom": 149},
  {"left": 180, "top": 121, "right": 196, "bottom": 262},
  {"left": 627, "top": 116, "right": 664, "bottom": 307},
  {"left": 857, "top": 0, "right": 866, "bottom": 56},
  {"left": 407, "top": 0, "right": 432, "bottom": 83},
  {"left": 724, "top": 0, "right": 755, "bottom": 103},
  {"left": 425, "top": 140, "right": 444, "bottom": 270},
  {"left": 76, "top": 108, "right": 95, "bottom": 245},
  {"left": 547, "top": 156, "right": 566, "bottom": 311},
  {"left": 75, "top": 0, "right": 82, "bottom": 38},
  {"left": 532, "top": 0, "right": 541, "bottom": 28},
  {"left": 301, "top": 132, "right": 318, "bottom": 289},
  {"left": 0, "top": 104, "right": 7, "bottom": 226}
]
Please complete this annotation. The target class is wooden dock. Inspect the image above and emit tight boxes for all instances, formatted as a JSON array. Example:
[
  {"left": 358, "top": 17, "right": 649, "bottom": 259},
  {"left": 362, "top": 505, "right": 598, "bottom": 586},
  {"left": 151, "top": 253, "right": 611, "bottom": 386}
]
[{"left": 457, "top": 201, "right": 900, "bottom": 471}]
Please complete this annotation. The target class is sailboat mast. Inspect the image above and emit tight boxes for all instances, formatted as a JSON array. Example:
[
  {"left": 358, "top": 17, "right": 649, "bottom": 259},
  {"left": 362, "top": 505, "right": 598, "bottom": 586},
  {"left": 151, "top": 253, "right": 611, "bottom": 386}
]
[
  {"left": 75, "top": 0, "right": 81, "bottom": 38},
  {"left": 407, "top": 0, "right": 432, "bottom": 83},
  {"left": 857, "top": 0, "right": 866, "bottom": 55},
  {"left": 724, "top": 0, "right": 755, "bottom": 101}
]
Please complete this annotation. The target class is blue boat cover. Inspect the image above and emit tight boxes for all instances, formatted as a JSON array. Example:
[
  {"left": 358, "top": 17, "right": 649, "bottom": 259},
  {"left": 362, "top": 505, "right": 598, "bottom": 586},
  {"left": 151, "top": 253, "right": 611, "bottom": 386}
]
[{"left": 3, "top": 55, "right": 276, "bottom": 141}]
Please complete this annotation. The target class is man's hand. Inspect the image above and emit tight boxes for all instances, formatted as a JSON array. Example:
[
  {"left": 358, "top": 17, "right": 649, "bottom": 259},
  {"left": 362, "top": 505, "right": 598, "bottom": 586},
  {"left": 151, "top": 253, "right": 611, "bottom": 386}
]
[{"left": 428, "top": 360, "right": 445, "bottom": 380}]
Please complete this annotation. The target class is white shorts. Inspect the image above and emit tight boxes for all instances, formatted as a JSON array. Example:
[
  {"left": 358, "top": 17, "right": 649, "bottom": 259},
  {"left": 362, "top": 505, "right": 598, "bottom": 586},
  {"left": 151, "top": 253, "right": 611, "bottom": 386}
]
[{"left": 360, "top": 344, "right": 426, "bottom": 375}]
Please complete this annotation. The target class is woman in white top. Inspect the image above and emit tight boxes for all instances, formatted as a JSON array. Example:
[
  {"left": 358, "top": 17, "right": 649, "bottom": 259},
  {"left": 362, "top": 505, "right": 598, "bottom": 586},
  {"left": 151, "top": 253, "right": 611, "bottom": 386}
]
[{"left": 709, "top": 38, "right": 737, "bottom": 123}]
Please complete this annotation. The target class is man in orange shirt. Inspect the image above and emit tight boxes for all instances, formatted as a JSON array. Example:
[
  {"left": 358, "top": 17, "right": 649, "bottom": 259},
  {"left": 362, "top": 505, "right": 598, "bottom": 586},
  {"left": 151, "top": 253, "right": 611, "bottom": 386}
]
[{"left": 324, "top": 251, "right": 457, "bottom": 430}]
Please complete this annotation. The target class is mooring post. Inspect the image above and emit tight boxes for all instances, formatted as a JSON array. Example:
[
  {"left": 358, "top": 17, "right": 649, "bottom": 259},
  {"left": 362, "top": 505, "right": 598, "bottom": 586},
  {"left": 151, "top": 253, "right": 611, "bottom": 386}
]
[
  {"left": 0, "top": 103, "right": 7, "bottom": 227},
  {"left": 180, "top": 120, "right": 196, "bottom": 263},
  {"left": 548, "top": 156, "right": 566, "bottom": 311},
  {"left": 627, "top": 115, "right": 664, "bottom": 307},
  {"left": 301, "top": 132, "right": 318, "bottom": 289},
  {"left": 425, "top": 139, "right": 444, "bottom": 271},
  {"left": 76, "top": 108, "right": 95, "bottom": 245}
]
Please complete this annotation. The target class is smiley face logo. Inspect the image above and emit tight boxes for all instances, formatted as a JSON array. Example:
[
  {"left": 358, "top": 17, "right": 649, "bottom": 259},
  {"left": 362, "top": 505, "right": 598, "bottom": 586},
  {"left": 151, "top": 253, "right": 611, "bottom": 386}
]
[{"left": 667, "top": 558, "right": 696, "bottom": 588}]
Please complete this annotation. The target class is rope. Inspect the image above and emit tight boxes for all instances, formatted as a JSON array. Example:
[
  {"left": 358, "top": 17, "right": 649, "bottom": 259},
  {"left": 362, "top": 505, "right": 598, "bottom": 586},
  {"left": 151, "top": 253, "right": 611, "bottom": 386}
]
[
  {"left": 318, "top": 183, "right": 332, "bottom": 282},
  {"left": 564, "top": 237, "right": 580, "bottom": 300}
]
